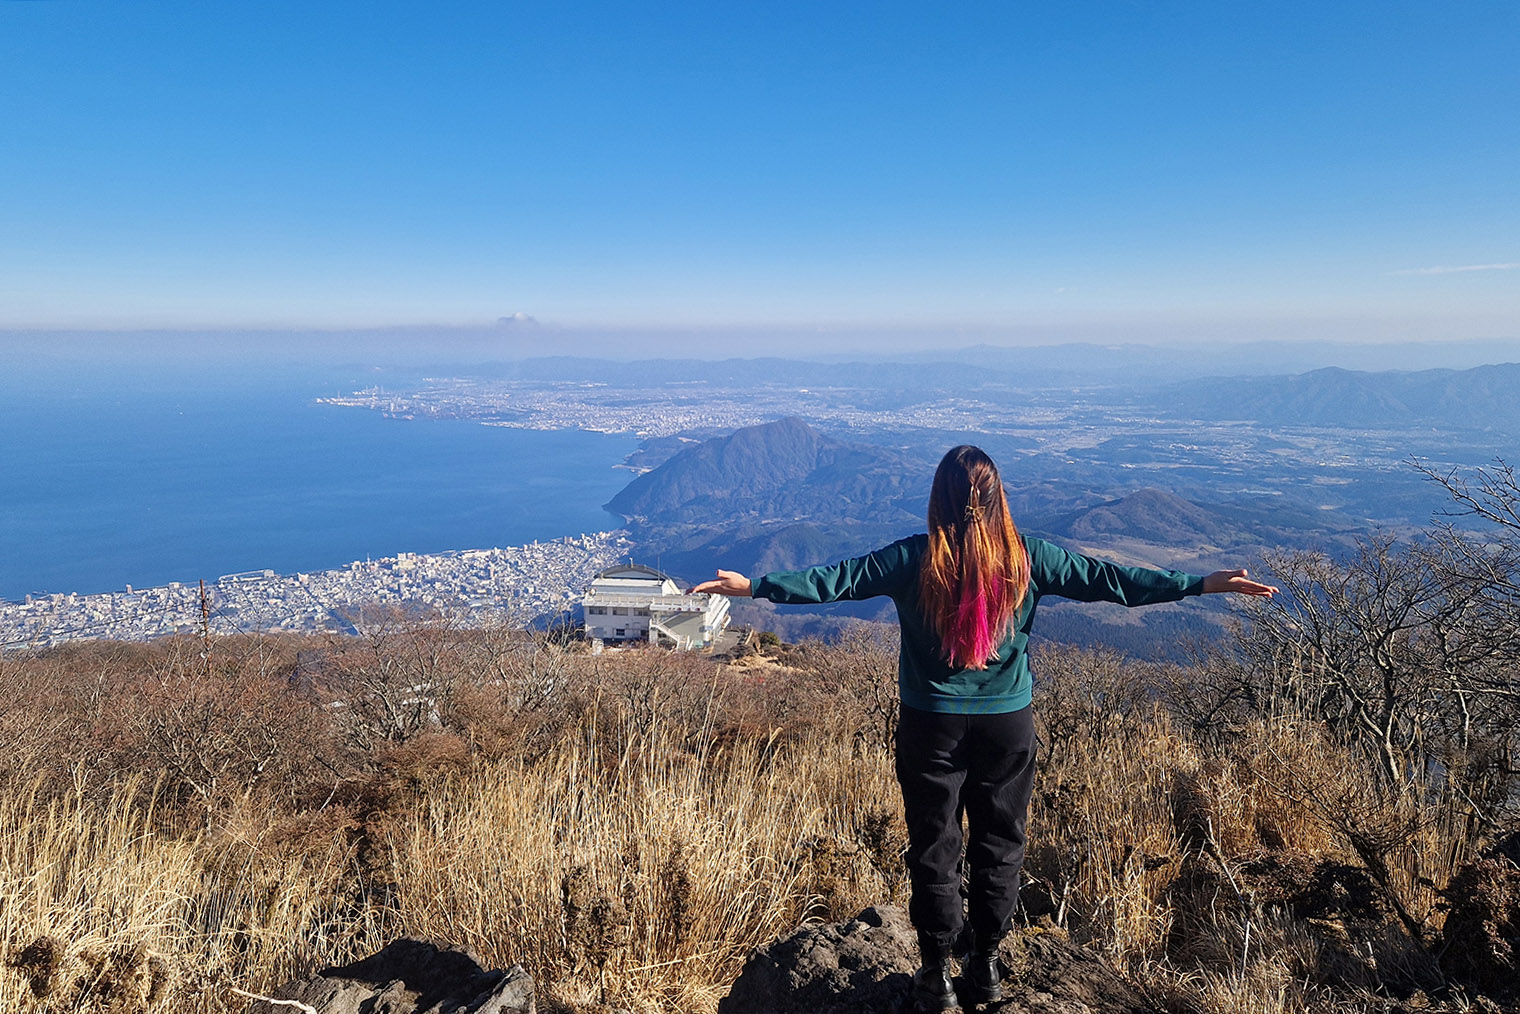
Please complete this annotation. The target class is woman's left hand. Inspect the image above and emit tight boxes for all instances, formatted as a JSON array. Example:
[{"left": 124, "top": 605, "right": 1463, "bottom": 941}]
[
  {"left": 1202, "top": 569, "right": 1278, "bottom": 597},
  {"left": 690, "top": 569, "right": 753, "bottom": 596}
]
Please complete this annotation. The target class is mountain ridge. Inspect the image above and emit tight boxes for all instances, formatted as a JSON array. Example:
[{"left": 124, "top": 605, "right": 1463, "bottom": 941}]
[
  {"left": 605, "top": 418, "right": 931, "bottom": 588},
  {"left": 1160, "top": 362, "right": 1520, "bottom": 431},
  {"left": 606, "top": 417, "right": 930, "bottom": 528}
]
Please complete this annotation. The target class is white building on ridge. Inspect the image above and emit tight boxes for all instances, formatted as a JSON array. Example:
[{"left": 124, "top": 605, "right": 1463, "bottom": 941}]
[{"left": 581, "top": 564, "right": 729, "bottom": 650}]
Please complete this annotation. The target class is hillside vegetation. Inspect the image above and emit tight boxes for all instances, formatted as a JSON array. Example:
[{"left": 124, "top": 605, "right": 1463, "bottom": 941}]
[
  {"left": 2, "top": 463, "right": 1518, "bottom": 1014},
  {"left": 608, "top": 418, "right": 931, "bottom": 593}
]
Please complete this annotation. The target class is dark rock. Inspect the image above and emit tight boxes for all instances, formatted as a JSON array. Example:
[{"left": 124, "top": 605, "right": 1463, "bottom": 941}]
[
  {"left": 719, "top": 906, "right": 1160, "bottom": 1014},
  {"left": 10, "top": 936, "right": 64, "bottom": 999},
  {"left": 242, "top": 939, "right": 534, "bottom": 1014},
  {"left": 1442, "top": 853, "right": 1520, "bottom": 1002},
  {"left": 1002, "top": 930, "right": 1159, "bottom": 1014},
  {"left": 1487, "top": 831, "right": 1520, "bottom": 869},
  {"left": 717, "top": 906, "right": 917, "bottom": 1014},
  {"left": 1237, "top": 852, "right": 1388, "bottom": 923}
]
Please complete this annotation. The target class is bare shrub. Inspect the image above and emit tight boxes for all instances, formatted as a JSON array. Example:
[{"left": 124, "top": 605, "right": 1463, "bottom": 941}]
[
  {"left": 0, "top": 635, "right": 341, "bottom": 813},
  {"left": 579, "top": 643, "right": 725, "bottom": 751},
  {"left": 0, "top": 640, "right": 159, "bottom": 796},
  {"left": 773, "top": 622, "right": 899, "bottom": 749},
  {"left": 317, "top": 607, "right": 467, "bottom": 752},
  {"left": 1033, "top": 642, "right": 1167, "bottom": 768},
  {"left": 122, "top": 638, "right": 337, "bottom": 811},
  {"left": 1172, "top": 485, "right": 1520, "bottom": 965},
  {"left": 442, "top": 627, "right": 582, "bottom": 762},
  {"left": 1235, "top": 538, "right": 1517, "bottom": 792}
]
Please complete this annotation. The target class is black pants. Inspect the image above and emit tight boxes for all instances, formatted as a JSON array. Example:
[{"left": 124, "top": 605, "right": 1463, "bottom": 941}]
[{"left": 894, "top": 703, "right": 1038, "bottom": 950}]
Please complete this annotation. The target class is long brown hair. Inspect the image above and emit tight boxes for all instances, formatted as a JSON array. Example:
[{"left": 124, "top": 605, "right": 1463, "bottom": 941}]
[{"left": 917, "top": 445, "right": 1030, "bottom": 669}]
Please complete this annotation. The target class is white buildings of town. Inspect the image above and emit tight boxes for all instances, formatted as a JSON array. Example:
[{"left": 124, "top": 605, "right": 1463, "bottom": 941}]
[
  {"left": 0, "top": 532, "right": 634, "bottom": 649},
  {"left": 581, "top": 564, "right": 729, "bottom": 650},
  {"left": 2, "top": 535, "right": 735, "bottom": 654}
]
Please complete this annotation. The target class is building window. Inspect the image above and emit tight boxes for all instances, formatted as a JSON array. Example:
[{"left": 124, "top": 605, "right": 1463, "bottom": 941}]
[
  {"left": 612, "top": 607, "right": 627, "bottom": 616},
  {"left": 615, "top": 628, "right": 625, "bottom": 637}
]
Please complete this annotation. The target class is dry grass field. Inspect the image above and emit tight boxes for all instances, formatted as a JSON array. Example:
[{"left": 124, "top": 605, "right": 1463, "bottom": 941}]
[{"left": 3, "top": 503, "right": 1519, "bottom": 1014}]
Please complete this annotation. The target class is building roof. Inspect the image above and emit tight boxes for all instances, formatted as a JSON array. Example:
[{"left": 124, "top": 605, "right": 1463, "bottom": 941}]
[{"left": 591, "top": 563, "right": 677, "bottom": 583}]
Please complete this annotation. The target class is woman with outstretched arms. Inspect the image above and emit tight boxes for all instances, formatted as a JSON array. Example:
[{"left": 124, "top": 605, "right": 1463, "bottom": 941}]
[{"left": 693, "top": 445, "right": 1276, "bottom": 1011}]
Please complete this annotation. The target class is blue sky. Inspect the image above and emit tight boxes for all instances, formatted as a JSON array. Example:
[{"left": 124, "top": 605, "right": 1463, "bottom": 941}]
[{"left": 1, "top": 1, "right": 1516, "bottom": 345}]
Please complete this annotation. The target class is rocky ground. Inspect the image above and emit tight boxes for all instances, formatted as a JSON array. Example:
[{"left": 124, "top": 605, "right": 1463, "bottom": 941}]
[
  {"left": 717, "top": 906, "right": 1157, "bottom": 1014},
  {"left": 239, "top": 940, "right": 536, "bottom": 1014},
  {"left": 236, "top": 908, "right": 1190, "bottom": 1014},
  {"left": 233, "top": 875, "right": 1520, "bottom": 1014}
]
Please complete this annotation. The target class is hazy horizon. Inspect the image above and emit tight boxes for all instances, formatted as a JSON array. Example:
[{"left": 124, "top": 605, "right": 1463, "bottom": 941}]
[{"left": 3, "top": 327, "right": 1519, "bottom": 373}]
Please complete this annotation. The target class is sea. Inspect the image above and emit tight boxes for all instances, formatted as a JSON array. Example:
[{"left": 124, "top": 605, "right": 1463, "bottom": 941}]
[{"left": 0, "top": 359, "right": 640, "bottom": 603}]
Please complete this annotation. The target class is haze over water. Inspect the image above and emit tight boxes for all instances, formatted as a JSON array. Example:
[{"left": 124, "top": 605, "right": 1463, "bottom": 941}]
[{"left": 0, "top": 361, "right": 637, "bottom": 601}]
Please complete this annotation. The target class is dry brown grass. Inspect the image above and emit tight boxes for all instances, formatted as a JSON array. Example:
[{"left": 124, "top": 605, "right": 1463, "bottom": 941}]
[
  {"left": 0, "top": 774, "right": 383, "bottom": 1013},
  {"left": 1027, "top": 694, "right": 1476, "bottom": 1012},
  {"left": 384, "top": 710, "right": 902, "bottom": 1012},
  {"left": 0, "top": 632, "right": 1510, "bottom": 1014},
  {"left": 0, "top": 656, "right": 905, "bottom": 1013}
]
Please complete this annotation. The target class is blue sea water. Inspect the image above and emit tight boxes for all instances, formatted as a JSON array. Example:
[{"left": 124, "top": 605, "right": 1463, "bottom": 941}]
[{"left": 0, "top": 361, "right": 639, "bottom": 601}]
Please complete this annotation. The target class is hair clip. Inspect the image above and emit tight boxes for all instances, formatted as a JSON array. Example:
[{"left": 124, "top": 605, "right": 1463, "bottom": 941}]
[{"left": 963, "top": 502, "right": 985, "bottom": 522}]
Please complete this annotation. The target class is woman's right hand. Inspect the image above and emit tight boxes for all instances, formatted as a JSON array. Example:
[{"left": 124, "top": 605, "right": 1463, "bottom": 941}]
[
  {"left": 1201, "top": 569, "right": 1279, "bottom": 598},
  {"left": 691, "top": 570, "right": 753, "bottom": 597}
]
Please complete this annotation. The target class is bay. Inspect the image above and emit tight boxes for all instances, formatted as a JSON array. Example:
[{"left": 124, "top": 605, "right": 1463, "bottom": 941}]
[{"left": 0, "top": 360, "right": 638, "bottom": 601}]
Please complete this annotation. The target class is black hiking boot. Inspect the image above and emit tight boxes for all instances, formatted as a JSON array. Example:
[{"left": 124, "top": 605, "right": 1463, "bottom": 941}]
[
  {"left": 911, "top": 962, "right": 959, "bottom": 1011},
  {"left": 961, "top": 932, "right": 1005, "bottom": 1006},
  {"left": 961, "top": 951, "right": 1004, "bottom": 1005},
  {"left": 911, "top": 936, "right": 960, "bottom": 1012}
]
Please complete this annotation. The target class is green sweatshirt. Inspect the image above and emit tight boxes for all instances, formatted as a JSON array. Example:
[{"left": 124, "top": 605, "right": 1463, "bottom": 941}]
[{"left": 751, "top": 534, "right": 1204, "bottom": 714}]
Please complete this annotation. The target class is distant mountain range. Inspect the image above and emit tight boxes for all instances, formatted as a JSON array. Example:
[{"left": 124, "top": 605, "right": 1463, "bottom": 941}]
[
  {"left": 1026, "top": 486, "right": 1361, "bottom": 557},
  {"left": 603, "top": 416, "right": 1383, "bottom": 644},
  {"left": 420, "top": 341, "right": 1520, "bottom": 388},
  {"left": 1041, "top": 488, "right": 1238, "bottom": 546},
  {"left": 1161, "top": 363, "right": 1520, "bottom": 431},
  {"left": 478, "top": 357, "right": 1520, "bottom": 439},
  {"left": 604, "top": 419, "right": 1363, "bottom": 589}
]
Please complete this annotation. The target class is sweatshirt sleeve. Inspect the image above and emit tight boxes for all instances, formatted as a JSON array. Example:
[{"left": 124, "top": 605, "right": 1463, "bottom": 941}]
[
  {"left": 1026, "top": 536, "right": 1204, "bottom": 605},
  {"left": 752, "top": 537, "right": 917, "bottom": 604}
]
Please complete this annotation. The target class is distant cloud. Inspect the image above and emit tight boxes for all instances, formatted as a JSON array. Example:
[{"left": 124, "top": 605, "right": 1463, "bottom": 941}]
[
  {"left": 496, "top": 312, "right": 540, "bottom": 328},
  {"left": 1391, "top": 262, "right": 1520, "bottom": 276}
]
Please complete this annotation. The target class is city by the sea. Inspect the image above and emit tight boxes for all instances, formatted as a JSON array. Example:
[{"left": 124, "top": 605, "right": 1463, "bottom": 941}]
[{"left": 0, "top": 359, "right": 640, "bottom": 604}]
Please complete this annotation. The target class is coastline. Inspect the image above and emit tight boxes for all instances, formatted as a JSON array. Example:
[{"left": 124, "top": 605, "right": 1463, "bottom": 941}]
[{"left": 0, "top": 377, "right": 642, "bottom": 604}]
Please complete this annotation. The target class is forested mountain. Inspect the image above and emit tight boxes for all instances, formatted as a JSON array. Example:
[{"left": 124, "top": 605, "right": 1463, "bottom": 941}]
[
  {"left": 605, "top": 418, "right": 933, "bottom": 588},
  {"left": 607, "top": 417, "right": 932, "bottom": 528},
  {"left": 1028, "top": 487, "right": 1362, "bottom": 553}
]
